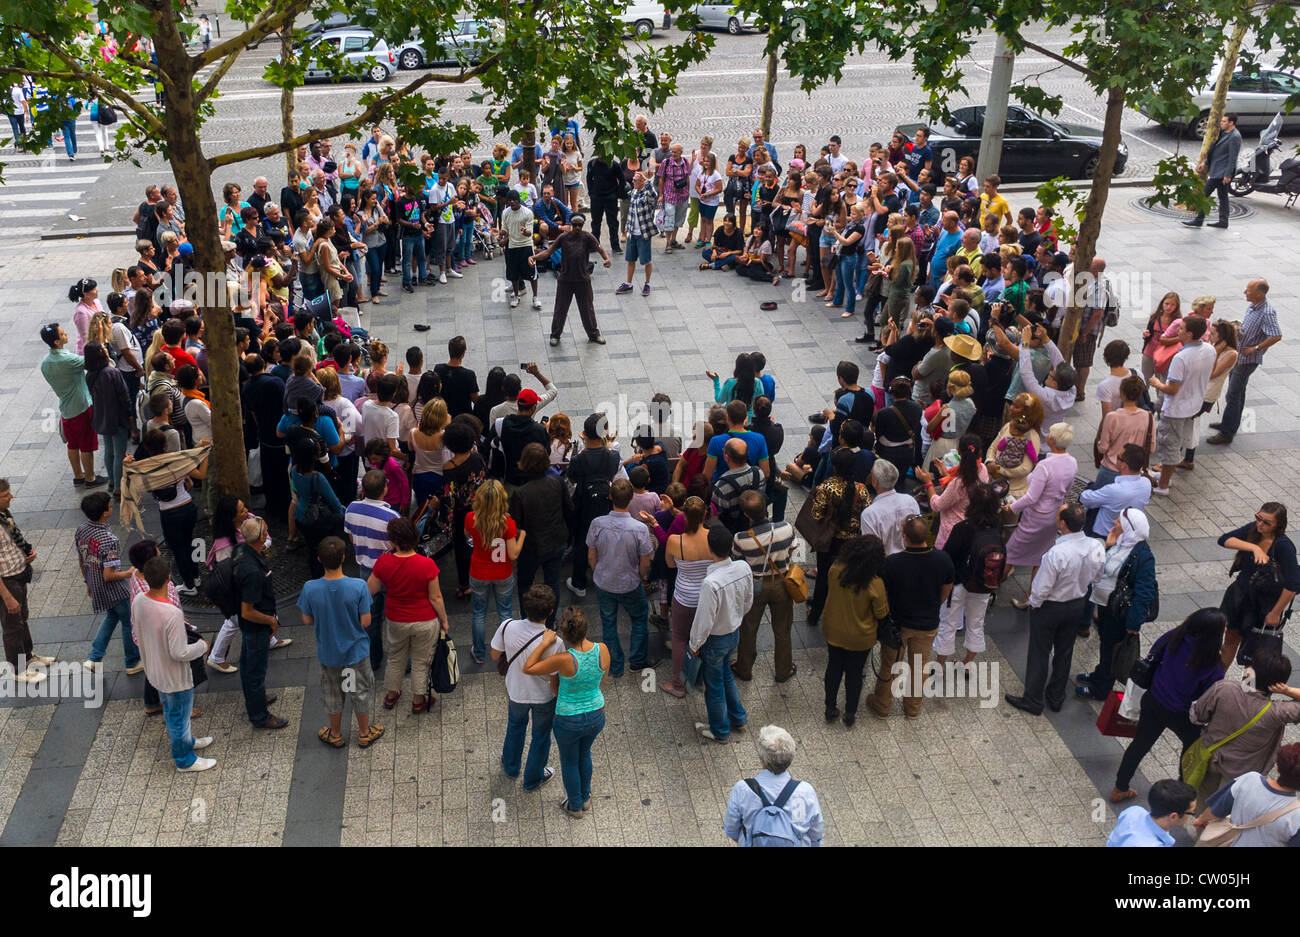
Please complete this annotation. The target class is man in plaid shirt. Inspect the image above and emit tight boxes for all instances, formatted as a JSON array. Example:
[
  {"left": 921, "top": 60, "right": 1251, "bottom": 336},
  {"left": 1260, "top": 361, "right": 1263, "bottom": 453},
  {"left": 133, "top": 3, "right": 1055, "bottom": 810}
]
[
  {"left": 617, "top": 171, "right": 659, "bottom": 297},
  {"left": 1207, "top": 278, "right": 1282, "bottom": 446},
  {"left": 73, "top": 491, "right": 142, "bottom": 674},
  {"left": 0, "top": 479, "right": 53, "bottom": 683},
  {"left": 656, "top": 142, "right": 692, "bottom": 251}
]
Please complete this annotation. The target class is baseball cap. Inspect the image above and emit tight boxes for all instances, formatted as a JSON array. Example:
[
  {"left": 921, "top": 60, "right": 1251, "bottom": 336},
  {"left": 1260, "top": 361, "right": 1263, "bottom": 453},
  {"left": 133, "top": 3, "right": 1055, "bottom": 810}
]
[
  {"left": 177, "top": 242, "right": 194, "bottom": 256},
  {"left": 517, "top": 388, "right": 541, "bottom": 407}
]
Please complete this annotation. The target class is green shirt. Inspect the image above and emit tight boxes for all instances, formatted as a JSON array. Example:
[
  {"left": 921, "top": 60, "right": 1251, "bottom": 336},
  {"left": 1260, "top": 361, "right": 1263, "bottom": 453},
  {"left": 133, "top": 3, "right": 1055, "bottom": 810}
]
[
  {"left": 1003, "top": 279, "right": 1028, "bottom": 315},
  {"left": 40, "top": 348, "right": 91, "bottom": 419},
  {"left": 556, "top": 645, "right": 605, "bottom": 716}
]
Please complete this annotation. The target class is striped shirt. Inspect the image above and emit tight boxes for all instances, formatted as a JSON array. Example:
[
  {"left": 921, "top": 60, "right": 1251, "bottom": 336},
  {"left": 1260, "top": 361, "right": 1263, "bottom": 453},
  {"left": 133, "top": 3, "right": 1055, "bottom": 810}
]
[
  {"left": 343, "top": 498, "right": 399, "bottom": 573},
  {"left": 1238, "top": 299, "right": 1281, "bottom": 365},
  {"left": 74, "top": 521, "right": 128, "bottom": 612},
  {"left": 731, "top": 521, "right": 795, "bottom": 577}
]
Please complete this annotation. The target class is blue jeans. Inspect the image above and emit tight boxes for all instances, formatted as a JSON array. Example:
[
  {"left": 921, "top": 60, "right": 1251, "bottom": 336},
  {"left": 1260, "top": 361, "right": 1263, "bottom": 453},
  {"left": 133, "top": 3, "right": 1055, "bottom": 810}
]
[
  {"left": 700, "top": 247, "right": 737, "bottom": 269},
  {"left": 553, "top": 709, "right": 605, "bottom": 809},
  {"left": 701, "top": 630, "right": 746, "bottom": 739},
  {"left": 470, "top": 574, "right": 515, "bottom": 660},
  {"left": 102, "top": 427, "right": 130, "bottom": 491},
  {"left": 299, "top": 272, "right": 324, "bottom": 301},
  {"left": 503, "top": 697, "right": 556, "bottom": 789},
  {"left": 6, "top": 113, "right": 23, "bottom": 142},
  {"left": 239, "top": 623, "right": 272, "bottom": 725},
  {"left": 61, "top": 120, "right": 77, "bottom": 157},
  {"left": 596, "top": 584, "right": 649, "bottom": 676},
  {"left": 90, "top": 596, "right": 139, "bottom": 666},
  {"left": 834, "top": 252, "right": 860, "bottom": 314},
  {"left": 457, "top": 222, "right": 474, "bottom": 262},
  {"left": 365, "top": 244, "right": 385, "bottom": 298},
  {"left": 401, "top": 235, "right": 427, "bottom": 286},
  {"left": 160, "top": 688, "right": 196, "bottom": 768},
  {"left": 1218, "top": 360, "right": 1257, "bottom": 439}
]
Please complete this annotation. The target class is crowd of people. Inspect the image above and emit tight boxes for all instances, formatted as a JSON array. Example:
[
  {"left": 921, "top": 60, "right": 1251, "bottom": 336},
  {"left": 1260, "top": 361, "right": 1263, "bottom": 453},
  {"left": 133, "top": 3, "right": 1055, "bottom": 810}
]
[{"left": 12, "top": 116, "right": 1296, "bottom": 845}]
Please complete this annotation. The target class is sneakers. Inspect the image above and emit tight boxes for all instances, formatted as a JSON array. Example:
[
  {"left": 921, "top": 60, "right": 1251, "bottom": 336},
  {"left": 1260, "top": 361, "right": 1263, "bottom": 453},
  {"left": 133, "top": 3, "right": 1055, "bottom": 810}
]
[
  {"left": 531, "top": 297, "right": 542, "bottom": 310},
  {"left": 254, "top": 715, "right": 290, "bottom": 730},
  {"left": 1151, "top": 486, "right": 1171, "bottom": 497},
  {"left": 588, "top": 334, "right": 606, "bottom": 345},
  {"left": 124, "top": 663, "right": 145, "bottom": 675},
  {"left": 565, "top": 577, "right": 587, "bottom": 598},
  {"left": 523, "top": 766, "right": 555, "bottom": 792},
  {"left": 15, "top": 668, "right": 47, "bottom": 685},
  {"left": 29, "top": 654, "right": 55, "bottom": 666},
  {"left": 615, "top": 282, "right": 633, "bottom": 294},
  {"left": 695, "top": 722, "right": 728, "bottom": 743},
  {"left": 641, "top": 283, "right": 651, "bottom": 296},
  {"left": 439, "top": 272, "right": 448, "bottom": 284},
  {"left": 510, "top": 293, "right": 520, "bottom": 307},
  {"left": 447, "top": 268, "right": 464, "bottom": 278},
  {"left": 178, "top": 757, "right": 216, "bottom": 772},
  {"left": 83, "top": 660, "right": 101, "bottom": 673},
  {"left": 403, "top": 284, "right": 415, "bottom": 293},
  {"left": 177, "top": 584, "right": 198, "bottom": 598},
  {"left": 270, "top": 637, "right": 292, "bottom": 650},
  {"left": 193, "top": 736, "right": 213, "bottom": 750},
  {"left": 549, "top": 336, "right": 561, "bottom": 346}
]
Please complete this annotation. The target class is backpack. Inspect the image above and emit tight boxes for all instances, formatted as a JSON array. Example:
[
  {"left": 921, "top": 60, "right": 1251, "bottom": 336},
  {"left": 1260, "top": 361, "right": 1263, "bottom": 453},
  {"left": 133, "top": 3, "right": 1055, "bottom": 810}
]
[
  {"left": 1127, "top": 369, "right": 1155, "bottom": 412},
  {"left": 202, "top": 554, "right": 240, "bottom": 618},
  {"left": 742, "top": 777, "right": 803, "bottom": 847},
  {"left": 966, "top": 527, "right": 1008, "bottom": 593},
  {"left": 577, "top": 449, "right": 620, "bottom": 518}
]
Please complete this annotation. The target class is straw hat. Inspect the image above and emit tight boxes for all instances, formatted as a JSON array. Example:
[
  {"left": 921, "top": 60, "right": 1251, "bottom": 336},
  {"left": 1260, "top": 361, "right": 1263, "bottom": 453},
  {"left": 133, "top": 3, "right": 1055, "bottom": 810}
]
[{"left": 944, "top": 332, "right": 982, "bottom": 361}]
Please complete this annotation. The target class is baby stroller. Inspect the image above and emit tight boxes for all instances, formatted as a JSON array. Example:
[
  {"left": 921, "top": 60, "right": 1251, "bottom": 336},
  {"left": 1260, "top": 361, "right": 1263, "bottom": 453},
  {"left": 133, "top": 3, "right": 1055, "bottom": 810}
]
[{"left": 473, "top": 204, "right": 499, "bottom": 259}]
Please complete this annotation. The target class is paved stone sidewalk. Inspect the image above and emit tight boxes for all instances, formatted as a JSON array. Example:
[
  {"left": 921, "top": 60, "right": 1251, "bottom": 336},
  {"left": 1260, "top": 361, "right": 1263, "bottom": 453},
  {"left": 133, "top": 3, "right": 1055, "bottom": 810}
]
[{"left": 0, "top": 189, "right": 1296, "bottom": 846}]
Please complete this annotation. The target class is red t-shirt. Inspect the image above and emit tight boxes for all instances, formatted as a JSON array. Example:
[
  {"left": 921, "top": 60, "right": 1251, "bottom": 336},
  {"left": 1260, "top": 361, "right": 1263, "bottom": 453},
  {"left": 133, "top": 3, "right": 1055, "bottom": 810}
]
[
  {"left": 464, "top": 512, "right": 517, "bottom": 581},
  {"left": 161, "top": 344, "right": 198, "bottom": 372},
  {"left": 371, "top": 552, "right": 439, "bottom": 622}
]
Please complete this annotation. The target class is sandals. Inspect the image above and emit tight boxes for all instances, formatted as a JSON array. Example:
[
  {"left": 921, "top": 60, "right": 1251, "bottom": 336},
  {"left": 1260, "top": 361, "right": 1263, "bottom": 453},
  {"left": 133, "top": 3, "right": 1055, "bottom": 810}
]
[
  {"left": 318, "top": 726, "right": 345, "bottom": 748},
  {"left": 698, "top": 262, "right": 710, "bottom": 270},
  {"left": 383, "top": 690, "right": 402, "bottom": 710},
  {"left": 358, "top": 724, "right": 385, "bottom": 748},
  {"left": 412, "top": 694, "right": 432, "bottom": 714},
  {"left": 659, "top": 681, "right": 686, "bottom": 699}
]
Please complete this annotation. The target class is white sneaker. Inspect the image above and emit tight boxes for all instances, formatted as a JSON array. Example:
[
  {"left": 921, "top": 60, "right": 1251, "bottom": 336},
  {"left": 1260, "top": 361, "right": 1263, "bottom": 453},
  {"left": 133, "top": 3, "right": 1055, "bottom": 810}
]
[
  {"left": 565, "top": 577, "right": 587, "bottom": 598},
  {"left": 16, "top": 669, "right": 47, "bottom": 684},
  {"left": 178, "top": 757, "right": 216, "bottom": 772},
  {"left": 447, "top": 268, "right": 463, "bottom": 278},
  {"left": 83, "top": 660, "right": 101, "bottom": 673},
  {"left": 1151, "top": 486, "right": 1171, "bottom": 497},
  {"left": 695, "top": 722, "right": 727, "bottom": 743},
  {"left": 439, "top": 272, "right": 448, "bottom": 284},
  {"left": 510, "top": 294, "right": 520, "bottom": 308},
  {"left": 177, "top": 584, "right": 199, "bottom": 598},
  {"left": 192, "top": 736, "right": 213, "bottom": 750},
  {"left": 270, "top": 637, "right": 292, "bottom": 650},
  {"left": 531, "top": 298, "right": 542, "bottom": 310}
]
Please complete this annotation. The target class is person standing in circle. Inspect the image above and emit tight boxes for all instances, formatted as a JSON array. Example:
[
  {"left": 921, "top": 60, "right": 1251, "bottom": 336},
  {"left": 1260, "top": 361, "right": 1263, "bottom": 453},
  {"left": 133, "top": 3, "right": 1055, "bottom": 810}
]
[{"left": 532, "top": 214, "right": 611, "bottom": 347}]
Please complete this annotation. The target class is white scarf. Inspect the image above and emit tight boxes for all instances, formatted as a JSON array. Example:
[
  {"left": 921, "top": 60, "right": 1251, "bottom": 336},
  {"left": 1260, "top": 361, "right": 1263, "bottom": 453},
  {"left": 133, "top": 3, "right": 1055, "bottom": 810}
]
[{"left": 1092, "top": 509, "right": 1150, "bottom": 606}]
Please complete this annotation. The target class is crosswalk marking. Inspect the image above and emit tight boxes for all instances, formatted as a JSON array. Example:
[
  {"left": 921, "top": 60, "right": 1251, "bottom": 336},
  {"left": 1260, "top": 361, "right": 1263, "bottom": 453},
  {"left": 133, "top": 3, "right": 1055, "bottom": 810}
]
[
  {"left": 0, "top": 151, "right": 107, "bottom": 227},
  {"left": 0, "top": 190, "right": 84, "bottom": 202},
  {"left": 1, "top": 176, "right": 100, "bottom": 187}
]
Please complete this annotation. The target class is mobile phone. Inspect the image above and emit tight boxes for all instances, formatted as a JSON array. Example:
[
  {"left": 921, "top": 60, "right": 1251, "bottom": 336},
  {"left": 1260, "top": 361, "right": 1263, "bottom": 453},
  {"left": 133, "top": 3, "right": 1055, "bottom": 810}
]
[{"left": 520, "top": 362, "right": 529, "bottom": 370}]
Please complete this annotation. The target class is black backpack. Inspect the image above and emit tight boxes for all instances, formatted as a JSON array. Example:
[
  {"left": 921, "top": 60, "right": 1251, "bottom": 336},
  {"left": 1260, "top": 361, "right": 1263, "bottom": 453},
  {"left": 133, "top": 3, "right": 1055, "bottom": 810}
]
[
  {"left": 577, "top": 449, "right": 620, "bottom": 518},
  {"left": 1127, "top": 369, "right": 1155, "bottom": 412},
  {"left": 203, "top": 553, "right": 240, "bottom": 618}
]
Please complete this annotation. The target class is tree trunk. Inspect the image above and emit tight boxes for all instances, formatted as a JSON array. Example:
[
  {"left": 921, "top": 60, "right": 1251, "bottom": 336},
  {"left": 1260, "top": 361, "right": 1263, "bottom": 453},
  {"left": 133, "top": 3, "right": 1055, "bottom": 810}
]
[
  {"left": 760, "top": 50, "right": 777, "bottom": 138},
  {"left": 280, "top": 23, "right": 296, "bottom": 179},
  {"left": 1196, "top": 18, "right": 1248, "bottom": 173},
  {"left": 1058, "top": 85, "right": 1126, "bottom": 363},
  {"left": 522, "top": 125, "right": 536, "bottom": 182},
  {"left": 147, "top": 4, "right": 250, "bottom": 504}
]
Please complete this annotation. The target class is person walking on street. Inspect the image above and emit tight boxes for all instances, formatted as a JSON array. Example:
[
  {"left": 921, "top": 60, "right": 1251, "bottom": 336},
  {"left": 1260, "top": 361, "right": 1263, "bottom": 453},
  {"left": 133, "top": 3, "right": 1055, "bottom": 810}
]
[
  {"left": 1005, "top": 503, "right": 1105, "bottom": 716},
  {"left": 690, "top": 525, "right": 753, "bottom": 742},
  {"left": 1182, "top": 113, "right": 1242, "bottom": 230},
  {"left": 532, "top": 214, "right": 611, "bottom": 346},
  {"left": 1206, "top": 279, "right": 1281, "bottom": 447}
]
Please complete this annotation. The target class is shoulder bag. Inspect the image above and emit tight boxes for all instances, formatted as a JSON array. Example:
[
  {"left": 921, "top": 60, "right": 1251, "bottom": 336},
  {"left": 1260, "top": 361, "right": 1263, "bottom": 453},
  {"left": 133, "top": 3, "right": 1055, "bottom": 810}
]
[
  {"left": 794, "top": 489, "right": 837, "bottom": 554},
  {"left": 1128, "top": 630, "right": 1169, "bottom": 690},
  {"left": 1196, "top": 798, "right": 1300, "bottom": 848},
  {"left": 1181, "top": 701, "right": 1272, "bottom": 789},
  {"left": 752, "top": 526, "right": 807, "bottom": 603},
  {"left": 496, "top": 620, "right": 545, "bottom": 677},
  {"left": 430, "top": 632, "right": 459, "bottom": 693},
  {"left": 1106, "top": 552, "right": 1160, "bottom": 625}
]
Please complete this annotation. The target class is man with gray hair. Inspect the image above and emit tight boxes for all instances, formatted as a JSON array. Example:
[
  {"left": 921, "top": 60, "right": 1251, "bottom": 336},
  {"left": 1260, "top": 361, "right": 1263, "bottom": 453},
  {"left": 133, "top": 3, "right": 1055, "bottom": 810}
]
[
  {"left": 859, "top": 461, "right": 920, "bottom": 556},
  {"left": 161, "top": 184, "right": 184, "bottom": 223},
  {"left": 712, "top": 438, "right": 762, "bottom": 533},
  {"left": 724, "top": 725, "right": 823, "bottom": 846}
]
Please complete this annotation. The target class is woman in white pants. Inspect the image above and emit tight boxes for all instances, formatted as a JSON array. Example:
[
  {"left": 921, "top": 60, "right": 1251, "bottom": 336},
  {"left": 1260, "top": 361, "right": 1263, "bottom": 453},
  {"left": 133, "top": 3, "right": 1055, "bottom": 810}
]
[
  {"left": 934, "top": 483, "right": 1006, "bottom": 675},
  {"left": 205, "top": 496, "right": 290, "bottom": 673}
]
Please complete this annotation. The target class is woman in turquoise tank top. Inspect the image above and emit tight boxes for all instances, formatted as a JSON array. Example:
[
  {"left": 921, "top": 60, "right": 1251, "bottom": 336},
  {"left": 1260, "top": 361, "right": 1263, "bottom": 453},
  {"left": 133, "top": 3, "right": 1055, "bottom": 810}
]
[{"left": 524, "top": 607, "right": 608, "bottom": 817}]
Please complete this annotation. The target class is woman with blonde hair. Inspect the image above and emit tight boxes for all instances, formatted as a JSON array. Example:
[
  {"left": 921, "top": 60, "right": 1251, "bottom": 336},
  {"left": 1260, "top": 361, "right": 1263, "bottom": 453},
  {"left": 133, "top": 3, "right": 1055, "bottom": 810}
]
[
  {"left": 876, "top": 231, "right": 916, "bottom": 337},
  {"left": 923, "top": 369, "right": 976, "bottom": 471},
  {"left": 987, "top": 394, "right": 1043, "bottom": 501},
  {"left": 317, "top": 366, "right": 361, "bottom": 504},
  {"left": 465, "top": 479, "right": 525, "bottom": 664},
  {"left": 410, "top": 397, "right": 449, "bottom": 508},
  {"left": 547, "top": 412, "right": 577, "bottom": 466}
]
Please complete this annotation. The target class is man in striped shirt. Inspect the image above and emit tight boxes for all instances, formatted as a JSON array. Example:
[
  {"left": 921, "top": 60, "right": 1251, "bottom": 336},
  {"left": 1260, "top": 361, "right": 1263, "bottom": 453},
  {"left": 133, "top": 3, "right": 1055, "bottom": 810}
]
[
  {"left": 343, "top": 470, "right": 397, "bottom": 672},
  {"left": 1207, "top": 279, "right": 1282, "bottom": 446},
  {"left": 731, "top": 491, "right": 797, "bottom": 684}
]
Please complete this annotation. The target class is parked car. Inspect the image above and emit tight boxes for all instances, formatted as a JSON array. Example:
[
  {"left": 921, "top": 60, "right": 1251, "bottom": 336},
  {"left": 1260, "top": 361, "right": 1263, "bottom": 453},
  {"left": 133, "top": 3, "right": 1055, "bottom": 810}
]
[
  {"left": 529, "top": 2, "right": 672, "bottom": 40},
  {"left": 1140, "top": 65, "right": 1300, "bottom": 137},
  {"left": 275, "top": 28, "right": 395, "bottom": 83},
  {"left": 688, "top": 1, "right": 801, "bottom": 34},
  {"left": 896, "top": 104, "right": 1129, "bottom": 182},
  {"left": 395, "top": 19, "right": 503, "bottom": 69}
]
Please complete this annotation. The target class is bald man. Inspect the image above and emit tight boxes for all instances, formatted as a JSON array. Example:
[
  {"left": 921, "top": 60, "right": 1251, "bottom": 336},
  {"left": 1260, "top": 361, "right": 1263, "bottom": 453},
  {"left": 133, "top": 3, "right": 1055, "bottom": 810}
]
[{"left": 1070, "top": 256, "right": 1116, "bottom": 400}]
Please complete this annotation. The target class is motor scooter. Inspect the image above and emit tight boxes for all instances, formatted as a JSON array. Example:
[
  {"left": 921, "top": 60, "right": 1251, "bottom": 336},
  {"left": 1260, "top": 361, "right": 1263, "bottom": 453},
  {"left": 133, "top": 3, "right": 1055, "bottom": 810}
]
[{"left": 1227, "top": 113, "right": 1300, "bottom": 207}]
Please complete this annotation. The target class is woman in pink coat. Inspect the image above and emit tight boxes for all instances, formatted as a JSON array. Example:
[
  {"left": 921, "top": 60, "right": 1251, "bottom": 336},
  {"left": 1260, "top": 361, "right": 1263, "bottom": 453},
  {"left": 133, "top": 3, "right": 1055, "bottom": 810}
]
[
  {"left": 1006, "top": 422, "right": 1079, "bottom": 608},
  {"left": 914, "top": 433, "right": 988, "bottom": 549}
]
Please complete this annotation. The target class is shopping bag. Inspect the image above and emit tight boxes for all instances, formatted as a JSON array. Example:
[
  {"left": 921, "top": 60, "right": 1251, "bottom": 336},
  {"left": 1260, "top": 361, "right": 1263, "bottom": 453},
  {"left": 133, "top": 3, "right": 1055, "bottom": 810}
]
[{"left": 1097, "top": 688, "right": 1138, "bottom": 738}]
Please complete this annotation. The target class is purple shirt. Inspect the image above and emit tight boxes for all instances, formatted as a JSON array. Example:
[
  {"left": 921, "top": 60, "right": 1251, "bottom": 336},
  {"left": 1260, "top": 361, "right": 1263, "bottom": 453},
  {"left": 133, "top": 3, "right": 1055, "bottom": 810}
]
[{"left": 1150, "top": 629, "right": 1225, "bottom": 713}]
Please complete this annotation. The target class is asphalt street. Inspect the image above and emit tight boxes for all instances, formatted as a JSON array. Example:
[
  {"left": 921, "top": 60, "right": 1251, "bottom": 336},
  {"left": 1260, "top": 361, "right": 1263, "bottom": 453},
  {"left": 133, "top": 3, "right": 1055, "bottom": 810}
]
[{"left": 3, "top": 21, "right": 1295, "bottom": 235}]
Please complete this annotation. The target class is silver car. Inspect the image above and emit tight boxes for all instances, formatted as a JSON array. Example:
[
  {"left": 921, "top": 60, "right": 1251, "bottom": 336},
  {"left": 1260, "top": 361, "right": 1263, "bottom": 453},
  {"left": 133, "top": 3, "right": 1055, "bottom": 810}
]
[
  {"left": 1147, "top": 66, "right": 1300, "bottom": 136},
  {"left": 691, "top": 2, "right": 764, "bottom": 33},
  {"left": 396, "top": 19, "right": 504, "bottom": 69},
  {"left": 294, "top": 28, "right": 394, "bottom": 83}
]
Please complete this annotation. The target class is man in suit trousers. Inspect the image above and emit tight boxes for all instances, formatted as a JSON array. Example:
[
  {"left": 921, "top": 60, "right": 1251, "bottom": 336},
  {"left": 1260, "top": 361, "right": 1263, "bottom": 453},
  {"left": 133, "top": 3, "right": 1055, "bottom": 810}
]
[{"left": 1184, "top": 113, "right": 1242, "bottom": 229}]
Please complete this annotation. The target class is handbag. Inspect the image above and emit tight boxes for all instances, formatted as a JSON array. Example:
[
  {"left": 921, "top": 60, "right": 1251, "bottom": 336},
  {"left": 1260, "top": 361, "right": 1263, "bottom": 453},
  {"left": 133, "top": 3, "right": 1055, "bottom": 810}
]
[
  {"left": 1129, "top": 632, "right": 1169, "bottom": 690},
  {"left": 1097, "top": 689, "right": 1138, "bottom": 738},
  {"left": 301, "top": 473, "right": 339, "bottom": 532},
  {"left": 876, "top": 613, "right": 901, "bottom": 650},
  {"left": 430, "top": 632, "right": 459, "bottom": 693},
  {"left": 496, "top": 621, "right": 544, "bottom": 677},
  {"left": 793, "top": 492, "right": 836, "bottom": 554},
  {"left": 247, "top": 447, "right": 263, "bottom": 488},
  {"left": 1196, "top": 799, "right": 1300, "bottom": 848},
  {"left": 1105, "top": 554, "right": 1159, "bottom": 625},
  {"left": 1117, "top": 679, "right": 1144, "bottom": 721},
  {"left": 1181, "top": 701, "right": 1272, "bottom": 789},
  {"left": 752, "top": 527, "right": 808, "bottom": 603},
  {"left": 1152, "top": 340, "right": 1181, "bottom": 374},
  {"left": 1110, "top": 631, "right": 1141, "bottom": 684},
  {"left": 186, "top": 626, "right": 207, "bottom": 688}
]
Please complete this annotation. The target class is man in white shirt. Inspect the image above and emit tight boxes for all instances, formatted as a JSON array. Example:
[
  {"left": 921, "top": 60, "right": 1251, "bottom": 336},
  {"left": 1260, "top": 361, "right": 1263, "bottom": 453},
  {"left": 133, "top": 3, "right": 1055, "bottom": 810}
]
[
  {"left": 360, "top": 374, "right": 401, "bottom": 455},
  {"left": 1149, "top": 315, "right": 1215, "bottom": 496},
  {"left": 992, "top": 321, "right": 1077, "bottom": 431},
  {"left": 690, "top": 525, "right": 754, "bottom": 742},
  {"left": 724, "top": 725, "right": 824, "bottom": 846},
  {"left": 859, "top": 461, "right": 920, "bottom": 556},
  {"left": 490, "top": 584, "right": 564, "bottom": 791},
  {"left": 1005, "top": 503, "right": 1105, "bottom": 716},
  {"left": 497, "top": 190, "right": 542, "bottom": 310}
]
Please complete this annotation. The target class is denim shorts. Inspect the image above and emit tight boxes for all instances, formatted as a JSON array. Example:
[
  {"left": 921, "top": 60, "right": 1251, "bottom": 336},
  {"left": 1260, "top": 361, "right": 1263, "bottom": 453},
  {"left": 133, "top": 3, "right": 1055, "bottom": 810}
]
[
  {"left": 624, "top": 235, "right": 652, "bottom": 266},
  {"left": 819, "top": 231, "right": 836, "bottom": 249}
]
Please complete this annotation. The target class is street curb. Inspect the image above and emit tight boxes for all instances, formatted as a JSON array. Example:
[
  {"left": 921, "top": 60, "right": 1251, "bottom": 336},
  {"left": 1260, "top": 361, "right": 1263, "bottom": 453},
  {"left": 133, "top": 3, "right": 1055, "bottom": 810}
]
[
  {"left": 40, "top": 228, "right": 136, "bottom": 242},
  {"left": 1001, "top": 177, "right": 1155, "bottom": 193}
]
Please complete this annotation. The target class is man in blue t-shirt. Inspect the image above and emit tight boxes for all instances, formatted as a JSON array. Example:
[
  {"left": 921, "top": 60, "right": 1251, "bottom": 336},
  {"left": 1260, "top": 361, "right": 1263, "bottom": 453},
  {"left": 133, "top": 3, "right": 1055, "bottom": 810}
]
[
  {"left": 928, "top": 210, "right": 963, "bottom": 292},
  {"left": 703, "top": 400, "right": 771, "bottom": 482},
  {"left": 902, "top": 127, "right": 934, "bottom": 178},
  {"left": 297, "top": 536, "right": 382, "bottom": 748}
]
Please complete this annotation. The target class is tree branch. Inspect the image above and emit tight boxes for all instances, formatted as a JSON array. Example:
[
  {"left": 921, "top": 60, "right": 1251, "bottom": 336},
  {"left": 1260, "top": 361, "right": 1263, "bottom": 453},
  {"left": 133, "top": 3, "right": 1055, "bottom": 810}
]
[
  {"left": 194, "top": 0, "right": 315, "bottom": 71},
  {"left": 205, "top": 56, "right": 501, "bottom": 170},
  {"left": 21, "top": 39, "right": 166, "bottom": 136},
  {"left": 1014, "top": 35, "right": 1099, "bottom": 81},
  {"left": 196, "top": 44, "right": 242, "bottom": 102}
]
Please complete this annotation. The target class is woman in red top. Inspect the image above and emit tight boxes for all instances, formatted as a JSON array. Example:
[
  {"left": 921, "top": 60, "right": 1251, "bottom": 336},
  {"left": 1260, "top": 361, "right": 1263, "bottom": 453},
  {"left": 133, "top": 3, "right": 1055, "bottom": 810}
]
[
  {"left": 367, "top": 517, "right": 448, "bottom": 713},
  {"left": 465, "top": 479, "right": 524, "bottom": 665},
  {"left": 671, "top": 421, "right": 713, "bottom": 489}
]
